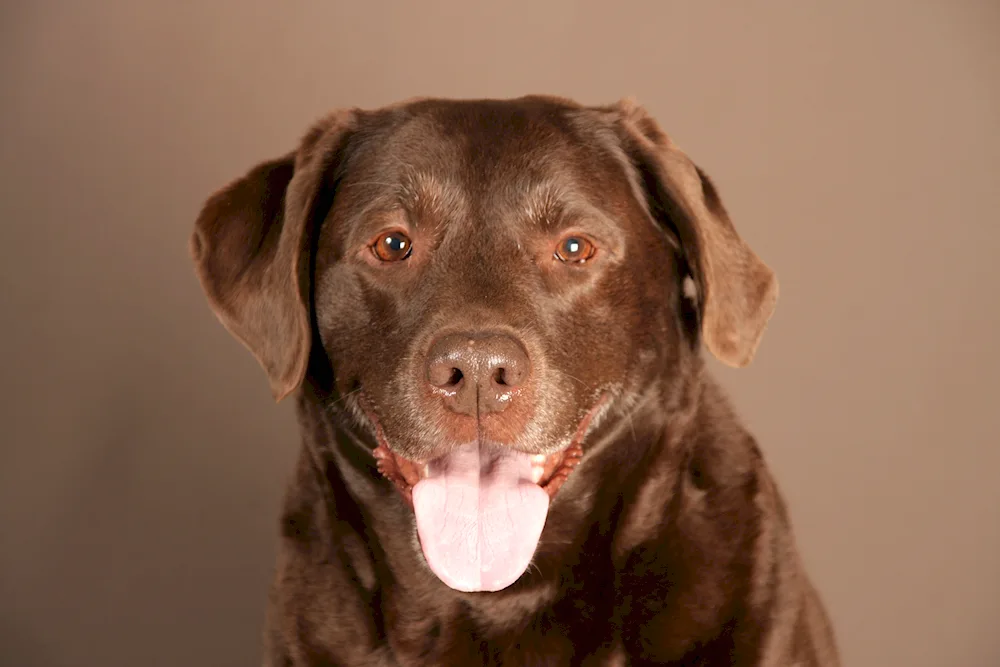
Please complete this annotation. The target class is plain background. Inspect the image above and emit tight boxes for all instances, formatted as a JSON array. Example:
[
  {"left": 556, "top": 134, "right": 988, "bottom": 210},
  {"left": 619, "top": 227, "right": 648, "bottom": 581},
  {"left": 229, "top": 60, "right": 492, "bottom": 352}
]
[{"left": 2, "top": 1, "right": 998, "bottom": 665}]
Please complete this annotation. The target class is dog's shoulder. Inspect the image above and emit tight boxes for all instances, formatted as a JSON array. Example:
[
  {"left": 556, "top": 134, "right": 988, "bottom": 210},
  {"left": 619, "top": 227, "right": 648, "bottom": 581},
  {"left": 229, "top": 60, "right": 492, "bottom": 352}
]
[
  {"left": 262, "top": 396, "right": 397, "bottom": 666},
  {"left": 613, "top": 375, "right": 763, "bottom": 553},
  {"left": 612, "top": 377, "right": 840, "bottom": 665}
]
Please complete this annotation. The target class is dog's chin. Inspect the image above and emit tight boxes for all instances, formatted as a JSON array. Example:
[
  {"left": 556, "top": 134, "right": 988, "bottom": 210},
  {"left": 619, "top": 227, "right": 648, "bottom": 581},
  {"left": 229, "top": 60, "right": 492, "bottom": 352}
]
[{"left": 370, "top": 398, "right": 606, "bottom": 593}]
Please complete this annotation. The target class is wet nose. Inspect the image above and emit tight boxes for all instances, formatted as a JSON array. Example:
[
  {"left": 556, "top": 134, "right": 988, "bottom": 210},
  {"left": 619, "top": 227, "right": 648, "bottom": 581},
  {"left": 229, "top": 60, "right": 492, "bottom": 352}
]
[{"left": 426, "top": 332, "right": 531, "bottom": 416}]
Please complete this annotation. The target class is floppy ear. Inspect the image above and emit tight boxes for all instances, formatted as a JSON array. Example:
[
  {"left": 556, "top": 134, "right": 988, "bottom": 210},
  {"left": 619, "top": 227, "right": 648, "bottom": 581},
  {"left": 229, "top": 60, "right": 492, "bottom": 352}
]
[
  {"left": 614, "top": 100, "right": 779, "bottom": 367},
  {"left": 189, "top": 110, "right": 356, "bottom": 401}
]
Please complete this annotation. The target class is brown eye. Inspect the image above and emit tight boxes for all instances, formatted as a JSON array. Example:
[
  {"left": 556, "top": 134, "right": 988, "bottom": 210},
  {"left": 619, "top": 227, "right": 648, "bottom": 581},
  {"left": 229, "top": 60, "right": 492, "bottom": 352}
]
[
  {"left": 554, "top": 235, "right": 597, "bottom": 263},
  {"left": 372, "top": 230, "right": 413, "bottom": 262}
]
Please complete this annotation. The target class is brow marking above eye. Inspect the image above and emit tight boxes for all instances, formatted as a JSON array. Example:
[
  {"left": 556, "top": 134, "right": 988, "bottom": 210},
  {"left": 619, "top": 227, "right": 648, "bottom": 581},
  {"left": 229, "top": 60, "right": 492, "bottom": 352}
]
[
  {"left": 522, "top": 180, "right": 569, "bottom": 227},
  {"left": 398, "top": 170, "right": 467, "bottom": 222}
]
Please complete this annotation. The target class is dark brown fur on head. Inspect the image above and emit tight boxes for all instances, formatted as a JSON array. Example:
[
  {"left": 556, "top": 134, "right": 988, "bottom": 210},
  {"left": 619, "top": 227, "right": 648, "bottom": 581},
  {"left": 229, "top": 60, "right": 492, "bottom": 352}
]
[
  {"left": 190, "top": 96, "right": 839, "bottom": 667},
  {"left": 191, "top": 96, "right": 775, "bottom": 463}
]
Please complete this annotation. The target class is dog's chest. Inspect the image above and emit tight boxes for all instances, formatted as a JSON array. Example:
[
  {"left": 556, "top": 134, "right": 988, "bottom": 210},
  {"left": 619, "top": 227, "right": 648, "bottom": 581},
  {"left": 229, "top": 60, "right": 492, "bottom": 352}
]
[{"left": 377, "top": 585, "right": 610, "bottom": 665}]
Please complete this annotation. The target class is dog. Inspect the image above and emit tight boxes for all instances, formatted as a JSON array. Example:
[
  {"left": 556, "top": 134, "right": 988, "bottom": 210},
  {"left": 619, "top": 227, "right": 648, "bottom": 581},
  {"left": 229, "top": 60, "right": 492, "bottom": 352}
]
[{"left": 190, "top": 95, "right": 840, "bottom": 666}]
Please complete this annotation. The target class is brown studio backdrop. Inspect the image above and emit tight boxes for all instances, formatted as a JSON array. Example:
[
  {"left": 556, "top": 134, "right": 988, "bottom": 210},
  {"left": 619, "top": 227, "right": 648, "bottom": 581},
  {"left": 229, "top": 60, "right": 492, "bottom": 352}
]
[{"left": 1, "top": 1, "right": 998, "bottom": 666}]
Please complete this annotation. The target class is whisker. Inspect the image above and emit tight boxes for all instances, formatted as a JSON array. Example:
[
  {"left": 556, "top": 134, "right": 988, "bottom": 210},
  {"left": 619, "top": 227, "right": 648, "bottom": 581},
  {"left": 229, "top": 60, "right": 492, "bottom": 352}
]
[
  {"left": 338, "top": 180, "right": 400, "bottom": 190},
  {"left": 327, "top": 386, "right": 363, "bottom": 408}
]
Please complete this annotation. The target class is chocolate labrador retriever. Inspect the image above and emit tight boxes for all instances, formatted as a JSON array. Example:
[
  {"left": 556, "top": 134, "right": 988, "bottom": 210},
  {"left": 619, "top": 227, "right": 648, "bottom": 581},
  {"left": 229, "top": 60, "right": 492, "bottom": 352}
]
[{"left": 190, "top": 95, "right": 839, "bottom": 666}]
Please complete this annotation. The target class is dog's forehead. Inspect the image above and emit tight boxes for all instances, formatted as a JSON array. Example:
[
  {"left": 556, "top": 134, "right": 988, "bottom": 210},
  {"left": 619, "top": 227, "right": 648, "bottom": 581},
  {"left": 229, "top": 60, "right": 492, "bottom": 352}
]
[
  {"left": 368, "top": 97, "right": 588, "bottom": 165},
  {"left": 339, "top": 98, "right": 630, "bottom": 222}
]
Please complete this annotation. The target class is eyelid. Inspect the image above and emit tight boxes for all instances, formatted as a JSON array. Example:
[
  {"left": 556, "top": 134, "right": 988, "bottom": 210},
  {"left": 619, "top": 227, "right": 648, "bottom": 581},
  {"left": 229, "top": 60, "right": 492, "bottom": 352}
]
[
  {"left": 557, "top": 229, "right": 600, "bottom": 252},
  {"left": 370, "top": 225, "right": 410, "bottom": 241},
  {"left": 349, "top": 205, "right": 412, "bottom": 249}
]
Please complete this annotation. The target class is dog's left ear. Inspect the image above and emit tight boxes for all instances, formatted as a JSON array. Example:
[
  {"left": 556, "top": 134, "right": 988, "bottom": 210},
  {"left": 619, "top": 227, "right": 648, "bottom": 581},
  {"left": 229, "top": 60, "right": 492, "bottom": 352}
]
[
  {"left": 189, "top": 110, "right": 356, "bottom": 401},
  {"left": 612, "top": 99, "right": 779, "bottom": 367}
]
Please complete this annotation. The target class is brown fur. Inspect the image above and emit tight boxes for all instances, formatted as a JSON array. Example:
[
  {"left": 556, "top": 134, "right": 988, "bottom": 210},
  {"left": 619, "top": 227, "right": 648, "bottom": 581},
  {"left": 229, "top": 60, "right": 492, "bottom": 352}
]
[{"left": 190, "top": 95, "right": 839, "bottom": 666}]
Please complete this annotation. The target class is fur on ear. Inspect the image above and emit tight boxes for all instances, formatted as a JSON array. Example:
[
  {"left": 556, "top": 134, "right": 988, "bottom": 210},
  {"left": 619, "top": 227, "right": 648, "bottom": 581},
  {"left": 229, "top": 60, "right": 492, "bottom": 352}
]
[
  {"left": 189, "top": 110, "right": 356, "bottom": 401},
  {"left": 613, "top": 99, "right": 778, "bottom": 367}
]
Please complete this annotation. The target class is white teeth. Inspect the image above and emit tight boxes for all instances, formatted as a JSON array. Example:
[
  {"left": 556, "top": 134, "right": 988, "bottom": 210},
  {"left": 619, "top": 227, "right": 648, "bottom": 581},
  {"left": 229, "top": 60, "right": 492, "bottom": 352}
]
[
  {"left": 422, "top": 464, "right": 430, "bottom": 478},
  {"left": 530, "top": 454, "right": 547, "bottom": 483}
]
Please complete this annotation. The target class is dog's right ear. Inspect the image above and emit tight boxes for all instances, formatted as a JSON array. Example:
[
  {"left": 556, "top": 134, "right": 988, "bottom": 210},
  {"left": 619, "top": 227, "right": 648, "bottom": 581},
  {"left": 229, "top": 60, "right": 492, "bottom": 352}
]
[{"left": 189, "top": 110, "right": 355, "bottom": 402}]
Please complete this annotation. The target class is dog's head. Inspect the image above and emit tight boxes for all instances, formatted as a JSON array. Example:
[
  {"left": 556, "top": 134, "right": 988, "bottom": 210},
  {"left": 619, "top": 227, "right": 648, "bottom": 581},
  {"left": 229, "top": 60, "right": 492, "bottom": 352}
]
[{"left": 191, "top": 96, "right": 777, "bottom": 593}]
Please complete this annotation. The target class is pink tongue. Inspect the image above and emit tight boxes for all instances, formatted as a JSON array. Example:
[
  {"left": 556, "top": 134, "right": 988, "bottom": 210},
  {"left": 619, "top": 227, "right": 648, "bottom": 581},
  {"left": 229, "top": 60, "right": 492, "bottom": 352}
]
[{"left": 412, "top": 443, "right": 549, "bottom": 592}]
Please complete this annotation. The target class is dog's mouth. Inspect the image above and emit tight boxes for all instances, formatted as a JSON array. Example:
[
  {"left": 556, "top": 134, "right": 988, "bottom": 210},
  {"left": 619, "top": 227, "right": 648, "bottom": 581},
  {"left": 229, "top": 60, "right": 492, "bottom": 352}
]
[
  {"left": 367, "top": 397, "right": 606, "bottom": 594},
  {"left": 374, "top": 442, "right": 583, "bottom": 503}
]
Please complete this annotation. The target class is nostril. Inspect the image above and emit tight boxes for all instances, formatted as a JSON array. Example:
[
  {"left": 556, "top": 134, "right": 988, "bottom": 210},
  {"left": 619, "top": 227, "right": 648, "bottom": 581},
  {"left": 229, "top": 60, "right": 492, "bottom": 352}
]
[
  {"left": 428, "top": 361, "right": 465, "bottom": 389},
  {"left": 493, "top": 367, "right": 508, "bottom": 387}
]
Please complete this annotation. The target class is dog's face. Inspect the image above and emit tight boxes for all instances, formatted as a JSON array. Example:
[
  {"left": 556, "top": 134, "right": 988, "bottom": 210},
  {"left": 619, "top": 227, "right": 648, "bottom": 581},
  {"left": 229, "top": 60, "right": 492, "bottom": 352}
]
[
  {"left": 315, "top": 99, "right": 682, "bottom": 479},
  {"left": 191, "top": 96, "right": 777, "bottom": 593}
]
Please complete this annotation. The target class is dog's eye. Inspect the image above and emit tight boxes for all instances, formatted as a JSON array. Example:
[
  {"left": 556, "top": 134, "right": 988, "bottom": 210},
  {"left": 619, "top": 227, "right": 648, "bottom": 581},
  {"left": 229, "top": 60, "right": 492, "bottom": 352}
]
[
  {"left": 372, "top": 231, "right": 413, "bottom": 262},
  {"left": 554, "top": 235, "right": 597, "bottom": 264}
]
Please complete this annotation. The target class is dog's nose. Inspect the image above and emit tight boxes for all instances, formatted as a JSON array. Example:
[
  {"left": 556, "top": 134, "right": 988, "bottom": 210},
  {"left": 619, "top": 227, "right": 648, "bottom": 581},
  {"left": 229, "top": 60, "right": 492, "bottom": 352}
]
[{"left": 426, "top": 333, "right": 530, "bottom": 416}]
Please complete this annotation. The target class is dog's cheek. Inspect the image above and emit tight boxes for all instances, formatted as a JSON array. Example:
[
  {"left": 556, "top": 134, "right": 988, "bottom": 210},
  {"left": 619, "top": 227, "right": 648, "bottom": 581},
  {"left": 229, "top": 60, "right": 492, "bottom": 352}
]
[
  {"left": 600, "top": 264, "right": 661, "bottom": 375},
  {"left": 632, "top": 241, "right": 691, "bottom": 366},
  {"left": 314, "top": 267, "right": 386, "bottom": 392},
  {"left": 548, "top": 276, "right": 637, "bottom": 398}
]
